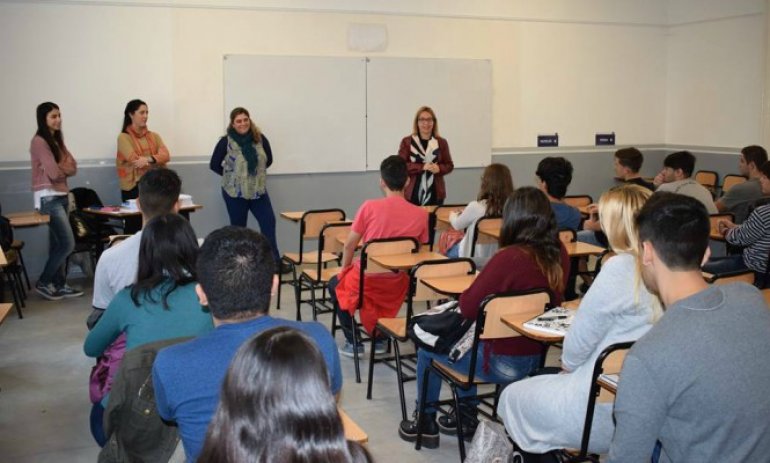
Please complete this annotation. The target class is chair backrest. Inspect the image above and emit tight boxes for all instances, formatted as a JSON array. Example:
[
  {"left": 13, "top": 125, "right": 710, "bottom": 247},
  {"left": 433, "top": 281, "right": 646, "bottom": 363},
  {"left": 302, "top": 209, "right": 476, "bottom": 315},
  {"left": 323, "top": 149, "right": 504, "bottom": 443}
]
[
  {"left": 457, "top": 289, "right": 551, "bottom": 387},
  {"left": 479, "top": 290, "right": 551, "bottom": 340},
  {"left": 721, "top": 174, "right": 747, "bottom": 194},
  {"left": 411, "top": 258, "right": 476, "bottom": 304},
  {"left": 694, "top": 170, "right": 719, "bottom": 189},
  {"left": 471, "top": 216, "right": 502, "bottom": 253},
  {"left": 361, "top": 237, "right": 419, "bottom": 274},
  {"left": 319, "top": 221, "right": 352, "bottom": 255},
  {"left": 563, "top": 195, "right": 593, "bottom": 209},
  {"left": 578, "top": 341, "right": 634, "bottom": 459},
  {"left": 108, "top": 234, "right": 132, "bottom": 248},
  {"left": 301, "top": 209, "right": 346, "bottom": 239},
  {"left": 558, "top": 228, "right": 576, "bottom": 245},
  {"left": 762, "top": 289, "right": 770, "bottom": 307},
  {"left": 709, "top": 213, "right": 734, "bottom": 238},
  {"left": 707, "top": 270, "right": 755, "bottom": 286},
  {"left": 70, "top": 187, "right": 105, "bottom": 209},
  {"left": 432, "top": 204, "right": 467, "bottom": 231}
]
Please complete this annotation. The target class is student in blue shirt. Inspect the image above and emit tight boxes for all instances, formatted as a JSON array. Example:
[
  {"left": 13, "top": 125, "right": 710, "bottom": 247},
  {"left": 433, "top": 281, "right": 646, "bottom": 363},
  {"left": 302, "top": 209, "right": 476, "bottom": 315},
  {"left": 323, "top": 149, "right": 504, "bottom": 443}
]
[{"left": 152, "top": 226, "right": 342, "bottom": 462}]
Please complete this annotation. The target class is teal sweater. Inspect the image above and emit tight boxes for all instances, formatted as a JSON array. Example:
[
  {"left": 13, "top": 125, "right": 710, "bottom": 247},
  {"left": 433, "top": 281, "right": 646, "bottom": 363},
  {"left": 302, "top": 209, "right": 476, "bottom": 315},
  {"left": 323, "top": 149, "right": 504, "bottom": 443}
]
[{"left": 84, "top": 281, "right": 213, "bottom": 357}]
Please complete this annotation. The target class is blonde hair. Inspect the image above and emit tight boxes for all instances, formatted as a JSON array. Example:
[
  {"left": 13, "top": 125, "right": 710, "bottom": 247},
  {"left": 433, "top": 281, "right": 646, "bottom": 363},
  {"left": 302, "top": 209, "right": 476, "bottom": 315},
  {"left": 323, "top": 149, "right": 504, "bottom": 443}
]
[
  {"left": 598, "top": 184, "right": 662, "bottom": 321},
  {"left": 411, "top": 106, "right": 440, "bottom": 138}
]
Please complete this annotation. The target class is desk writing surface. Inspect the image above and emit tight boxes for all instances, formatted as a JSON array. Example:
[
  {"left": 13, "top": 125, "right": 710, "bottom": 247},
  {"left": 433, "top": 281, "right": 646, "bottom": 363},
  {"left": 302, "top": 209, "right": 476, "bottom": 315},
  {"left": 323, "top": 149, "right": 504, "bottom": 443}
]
[
  {"left": 420, "top": 274, "right": 476, "bottom": 296},
  {"left": 280, "top": 211, "right": 305, "bottom": 222},
  {"left": 369, "top": 251, "right": 446, "bottom": 270},
  {"left": 501, "top": 310, "right": 566, "bottom": 343},
  {"left": 83, "top": 204, "right": 202, "bottom": 218},
  {"left": 339, "top": 408, "right": 368, "bottom": 444},
  {"left": 7, "top": 211, "right": 49, "bottom": 227},
  {"left": 0, "top": 303, "right": 13, "bottom": 325},
  {"left": 564, "top": 242, "right": 605, "bottom": 257}
]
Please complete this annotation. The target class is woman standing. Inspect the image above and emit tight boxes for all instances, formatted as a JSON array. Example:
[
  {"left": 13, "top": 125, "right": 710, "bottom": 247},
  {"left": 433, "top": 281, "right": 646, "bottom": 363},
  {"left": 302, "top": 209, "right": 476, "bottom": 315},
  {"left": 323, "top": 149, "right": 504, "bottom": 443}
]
[
  {"left": 398, "top": 106, "right": 454, "bottom": 206},
  {"left": 30, "top": 102, "right": 83, "bottom": 301},
  {"left": 198, "top": 326, "right": 371, "bottom": 463},
  {"left": 209, "top": 107, "right": 282, "bottom": 270},
  {"left": 117, "top": 99, "right": 170, "bottom": 201}
]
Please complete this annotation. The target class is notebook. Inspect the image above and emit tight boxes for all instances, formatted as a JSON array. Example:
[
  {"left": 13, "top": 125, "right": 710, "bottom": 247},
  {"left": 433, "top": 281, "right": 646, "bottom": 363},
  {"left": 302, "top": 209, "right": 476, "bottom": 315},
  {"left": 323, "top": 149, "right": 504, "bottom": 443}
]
[{"left": 522, "top": 306, "right": 575, "bottom": 336}]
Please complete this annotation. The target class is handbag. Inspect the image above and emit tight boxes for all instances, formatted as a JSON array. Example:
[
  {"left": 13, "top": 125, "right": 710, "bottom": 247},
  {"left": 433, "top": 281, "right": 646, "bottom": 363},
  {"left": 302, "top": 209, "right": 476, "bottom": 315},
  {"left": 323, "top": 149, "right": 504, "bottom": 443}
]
[
  {"left": 465, "top": 420, "right": 513, "bottom": 463},
  {"left": 407, "top": 300, "right": 474, "bottom": 354}
]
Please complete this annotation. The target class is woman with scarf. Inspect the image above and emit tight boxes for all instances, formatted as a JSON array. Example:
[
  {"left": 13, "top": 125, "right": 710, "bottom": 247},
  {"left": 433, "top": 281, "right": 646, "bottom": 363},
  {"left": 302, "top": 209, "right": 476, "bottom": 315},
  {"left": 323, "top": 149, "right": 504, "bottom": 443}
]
[
  {"left": 209, "top": 107, "right": 282, "bottom": 272},
  {"left": 398, "top": 106, "right": 454, "bottom": 206},
  {"left": 116, "top": 99, "right": 170, "bottom": 201}
]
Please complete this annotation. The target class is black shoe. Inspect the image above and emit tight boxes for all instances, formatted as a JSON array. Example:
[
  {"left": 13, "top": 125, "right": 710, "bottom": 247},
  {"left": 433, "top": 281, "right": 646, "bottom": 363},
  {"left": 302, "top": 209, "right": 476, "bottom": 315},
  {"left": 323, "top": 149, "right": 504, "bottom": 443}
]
[
  {"left": 398, "top": 412, "right": 440, "bottom": 449},
  {"left": 276, "top": 261, "right": 293, "bottom": 275},
  {"left": 437, "top": 406, "right": 478, "bottom": 441}
]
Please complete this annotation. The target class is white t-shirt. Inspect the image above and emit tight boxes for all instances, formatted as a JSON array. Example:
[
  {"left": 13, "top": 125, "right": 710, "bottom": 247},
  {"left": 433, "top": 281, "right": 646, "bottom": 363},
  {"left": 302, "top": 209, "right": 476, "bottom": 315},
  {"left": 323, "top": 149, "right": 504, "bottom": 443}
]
[{"left": 92, "top": 231, "right": 142, "bottom": 310}]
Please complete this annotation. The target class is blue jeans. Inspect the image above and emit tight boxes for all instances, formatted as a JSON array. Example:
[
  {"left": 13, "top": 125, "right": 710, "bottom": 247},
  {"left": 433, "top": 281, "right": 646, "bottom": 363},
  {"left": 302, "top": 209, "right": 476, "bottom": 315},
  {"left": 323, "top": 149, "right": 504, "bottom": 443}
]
[
  {"left": 222, "top": 189, "right": 280, "bottom": 263},
  {"left": 445, "top": 242, "right": 460, "bottom": 258},
  {"left": 38, "top": 195, "right": 75, "bottom": 287},
  {"left": 701, "top": 254, "right": 747, "bottom": 274},
  {"left": 416, "top": 346, "right": 540, "bottom": 413}
]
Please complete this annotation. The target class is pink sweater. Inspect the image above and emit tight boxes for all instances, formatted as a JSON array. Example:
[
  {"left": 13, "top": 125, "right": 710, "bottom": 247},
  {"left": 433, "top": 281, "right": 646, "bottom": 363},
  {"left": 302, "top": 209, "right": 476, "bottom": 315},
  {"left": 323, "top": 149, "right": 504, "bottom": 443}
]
[{"left": 30, "top": 135, "right": 77, "bottom": 193}]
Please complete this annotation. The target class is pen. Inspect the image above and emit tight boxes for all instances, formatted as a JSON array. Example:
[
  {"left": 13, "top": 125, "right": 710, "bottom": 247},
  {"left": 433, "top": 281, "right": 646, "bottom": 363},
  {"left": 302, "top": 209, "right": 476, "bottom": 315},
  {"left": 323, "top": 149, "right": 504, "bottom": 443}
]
[{"left": 539, "top": 316, "right": 568, "bottom": 321}]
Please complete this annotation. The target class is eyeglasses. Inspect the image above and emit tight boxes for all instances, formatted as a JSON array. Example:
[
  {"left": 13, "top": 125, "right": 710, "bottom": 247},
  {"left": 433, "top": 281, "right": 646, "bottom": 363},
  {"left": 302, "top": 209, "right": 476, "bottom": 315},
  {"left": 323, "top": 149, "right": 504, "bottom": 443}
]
[{"left": 417, "top": 118, "right": 434, "bottom": 122}]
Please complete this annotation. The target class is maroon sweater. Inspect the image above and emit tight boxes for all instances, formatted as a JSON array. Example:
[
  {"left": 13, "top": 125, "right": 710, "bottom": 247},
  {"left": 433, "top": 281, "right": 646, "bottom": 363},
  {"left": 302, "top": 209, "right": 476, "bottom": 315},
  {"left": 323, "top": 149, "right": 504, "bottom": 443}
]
[
  {"left": 398, "top": 135, "right": 454, "bottom": 202},
  {"left": 459, "top": 244, "right": 570, "bottom": 356}
]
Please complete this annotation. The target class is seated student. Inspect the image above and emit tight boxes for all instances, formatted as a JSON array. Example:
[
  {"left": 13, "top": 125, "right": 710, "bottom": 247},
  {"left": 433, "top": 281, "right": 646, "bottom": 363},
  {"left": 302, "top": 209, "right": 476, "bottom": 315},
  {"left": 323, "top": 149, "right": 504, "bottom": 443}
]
[
  {"left": 328, "top": 155, "right": 429, "bottom": 357},
  {"left": 83, "top": 214, "right": 213, "bottom": 445},
  {"left": 703, "top": 159, "right": 770, "bottom": 282},
  {"left": 152, "top": 227, "right": 341, "bottom": 462},
  {"left": 498, "top": 184, "right": 656, "bottom": 455},
  {"left": 578, "top": 148, "right": 653, "bottom": 248},
  {"left": 398, "top": 187, "right": 570, "bottom": 449},
  {"left": 197, "top": 326, "right": 372, "bottom": 463},
  {"left": 90, "top": 167, "right": 183, "bottom": 325},
  {"left": 608, "top": 192, "right": 770, "bottom": 462},
  {"left": 715, "top": 145, "right": 768, "bottom": 222},
  {"left": 445, "top": 163, "right": 513, "bottom": 260},
  {"left": 653, "top": 150, "right": 717, "bottom": 214},
  {"left": 535, "top": 157, "right": 582, "bottom": 230}
]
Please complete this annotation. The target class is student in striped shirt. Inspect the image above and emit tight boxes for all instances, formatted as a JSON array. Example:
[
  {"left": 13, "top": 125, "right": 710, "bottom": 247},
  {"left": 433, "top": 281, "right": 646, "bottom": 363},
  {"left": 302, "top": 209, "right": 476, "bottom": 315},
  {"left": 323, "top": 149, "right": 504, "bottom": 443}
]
[{"left": 704, "top": 160, "right": 770, "bottom": 283}]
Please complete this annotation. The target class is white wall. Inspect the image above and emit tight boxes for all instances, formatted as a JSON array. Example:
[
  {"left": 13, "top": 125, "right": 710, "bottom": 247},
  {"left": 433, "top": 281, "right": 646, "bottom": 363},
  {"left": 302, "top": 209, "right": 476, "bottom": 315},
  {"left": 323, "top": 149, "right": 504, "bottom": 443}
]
[
  {"left": 0, "top": 0, "right": 765, "bottom": 163},
  {"left": 664, "top": 1, "right": 766, "bottom": 146}
]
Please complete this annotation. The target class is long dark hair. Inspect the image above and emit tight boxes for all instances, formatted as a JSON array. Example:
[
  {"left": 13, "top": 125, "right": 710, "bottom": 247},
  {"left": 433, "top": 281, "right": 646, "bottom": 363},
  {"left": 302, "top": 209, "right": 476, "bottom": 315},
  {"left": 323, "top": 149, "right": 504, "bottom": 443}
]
[
  {"left": 35, "top": 102, "right": 65, "bottom": 162},
  {"left": 198, "top": 327, "right": 372, "bottom": 463},
  {"left": 122, "top": 99, "right": 147, "bottom": 133},
  {"left": 130, "top": 214, "right": 198, "bottom": 308},
  {"left": 478, "top": 163, "right": 514, "bottom": 216},
  {"left": 499, "top": 187, "right": 564, "bottom": 293}
]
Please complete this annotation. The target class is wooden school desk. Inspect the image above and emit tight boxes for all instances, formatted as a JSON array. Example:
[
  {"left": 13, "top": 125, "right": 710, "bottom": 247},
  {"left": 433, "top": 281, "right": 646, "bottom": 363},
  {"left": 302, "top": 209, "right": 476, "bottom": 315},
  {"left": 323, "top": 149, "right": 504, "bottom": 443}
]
[
  {"left": 280, "top": 211, "right": 305, "bottom": 222},
  {"left": 500, "top": 298, "right": 580, "bottom": 344},
  {"left": 420, "top": 274, "right": 477, "bottom": 297},
  {"left": 368, "top": 251, "right": 446, "bottom": 271},
  {"left": 7, "top": 211, "right": 49, "bottom": 228},
  {"left": 339, "top": 408, "right": 368, "bottom": 445},
  {"left": 83, "top": 204, "right": 202, "bottom": 231}
]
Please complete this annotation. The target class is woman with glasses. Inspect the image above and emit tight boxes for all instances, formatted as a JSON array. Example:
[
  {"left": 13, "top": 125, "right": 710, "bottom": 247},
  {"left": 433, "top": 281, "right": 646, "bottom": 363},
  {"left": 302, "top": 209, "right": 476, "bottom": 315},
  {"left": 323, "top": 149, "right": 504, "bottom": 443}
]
[{"left": 398, "top": 106, "right": 454, "bottom": 206}]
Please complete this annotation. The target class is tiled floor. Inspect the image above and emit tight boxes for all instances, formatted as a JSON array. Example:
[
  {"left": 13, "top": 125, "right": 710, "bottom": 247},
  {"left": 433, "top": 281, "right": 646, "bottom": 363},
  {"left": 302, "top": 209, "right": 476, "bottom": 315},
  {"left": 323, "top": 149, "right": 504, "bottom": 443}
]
[{"left": 0, "top": 280, "right": 490, "bottom": 462}]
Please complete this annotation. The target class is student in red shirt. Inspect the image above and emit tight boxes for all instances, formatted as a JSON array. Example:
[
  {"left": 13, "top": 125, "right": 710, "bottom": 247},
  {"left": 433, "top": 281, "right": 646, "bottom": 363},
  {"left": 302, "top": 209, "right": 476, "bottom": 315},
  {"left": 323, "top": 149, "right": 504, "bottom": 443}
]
[
  {"left": 399, "top": 186, "right": 570, "bottom": 449},
  {"left": 328, "top": 155, "right": 429, "bottom": 357}
]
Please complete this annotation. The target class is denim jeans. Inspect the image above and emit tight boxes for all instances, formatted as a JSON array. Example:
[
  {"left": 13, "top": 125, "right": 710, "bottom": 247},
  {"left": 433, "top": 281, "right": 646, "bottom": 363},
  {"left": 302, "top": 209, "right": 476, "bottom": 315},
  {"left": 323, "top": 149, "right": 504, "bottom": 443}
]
[
  {"left": 327, "top": 275, "right": 352, "bottom": 343},
  {"left": 221, "top": 189, "right": 280, "bottom": 263},
  {"left": 38, "top": 195, "right": 75, "bottom": 287},
  {"left": 416, "top": 346, "right": 540, "bottom": 413},
  {"left": 701, "top": 254, "right": 748, "bottom": 275},
  {"left": 445, "top": 242, "right": 460, "bottom": 259}
]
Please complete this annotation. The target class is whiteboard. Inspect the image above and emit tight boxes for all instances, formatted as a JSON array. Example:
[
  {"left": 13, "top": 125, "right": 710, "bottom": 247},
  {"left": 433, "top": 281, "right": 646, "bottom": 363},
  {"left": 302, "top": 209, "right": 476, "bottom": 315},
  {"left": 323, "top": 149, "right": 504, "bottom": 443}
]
[
  {"left": 223, "top": 55, "right": 491, "bottom": 174},
  {"left": 224, "top": 55, "right": 367, "bottom": 174},
  {"left": 366, "top": 57, "right": 492, "bottom": 170}
]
